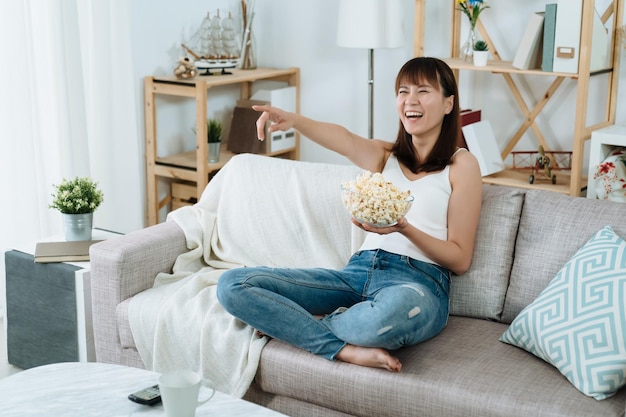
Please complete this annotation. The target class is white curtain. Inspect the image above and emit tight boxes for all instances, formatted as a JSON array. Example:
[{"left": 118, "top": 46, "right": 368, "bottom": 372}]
[{"left": 0, "top": 0, "right": 142, "bottom": 317}]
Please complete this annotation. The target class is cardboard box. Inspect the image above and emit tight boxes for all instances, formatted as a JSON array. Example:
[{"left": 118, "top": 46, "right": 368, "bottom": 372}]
[{"left": 171, "top": 182, "right": 198, "bottom": 209}]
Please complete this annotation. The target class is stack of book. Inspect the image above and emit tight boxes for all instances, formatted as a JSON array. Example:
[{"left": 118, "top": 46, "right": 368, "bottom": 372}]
[{"left": 512, "top": 0, "right": 609, "bottom": 73}]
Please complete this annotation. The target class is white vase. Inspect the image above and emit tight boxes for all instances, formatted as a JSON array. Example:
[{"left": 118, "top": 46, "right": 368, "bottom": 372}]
[
  {"left": 63, "top": 212, "right": 93, "bottom": 241},
  {"left": 461, "top": 26, "right": 477, "bottom": 62},
  {"left": 473, "top": 50, "right": 489, "bottom": 67}
]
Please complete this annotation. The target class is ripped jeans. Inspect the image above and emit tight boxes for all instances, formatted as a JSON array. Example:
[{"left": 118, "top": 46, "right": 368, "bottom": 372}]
[{"left": 216, "top": 249, "right": 451, "bottom": 361}]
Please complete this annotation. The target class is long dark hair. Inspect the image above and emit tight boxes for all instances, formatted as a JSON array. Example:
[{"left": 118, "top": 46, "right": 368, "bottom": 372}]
[{"left": 391, "top": 57, "right": 461, "bottom": 174}]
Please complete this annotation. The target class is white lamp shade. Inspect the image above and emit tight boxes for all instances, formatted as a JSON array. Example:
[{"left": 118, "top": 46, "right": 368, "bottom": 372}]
[{"left": 337, "top": 0, "right": 405, "bottom": 49}]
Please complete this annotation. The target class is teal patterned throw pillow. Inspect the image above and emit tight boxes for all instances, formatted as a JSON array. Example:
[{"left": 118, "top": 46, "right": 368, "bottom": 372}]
[{"left": 500, "top": 226, "right": 626, "bottom": 400}]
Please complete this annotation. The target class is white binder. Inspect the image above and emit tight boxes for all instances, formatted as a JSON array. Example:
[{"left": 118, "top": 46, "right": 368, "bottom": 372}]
[{"left": 552, "top": 0, "right": 582, "bottom": 73}]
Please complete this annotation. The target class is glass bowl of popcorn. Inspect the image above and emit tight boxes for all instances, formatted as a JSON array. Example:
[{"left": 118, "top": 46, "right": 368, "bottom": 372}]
[{"left": 341, "top": 172, "right": 414, "bottom": 227}]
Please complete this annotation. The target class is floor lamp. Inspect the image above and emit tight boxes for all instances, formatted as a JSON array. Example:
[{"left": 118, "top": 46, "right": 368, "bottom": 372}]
[{"left": 336, "top": 0, "right": 404, "bottom": 139}]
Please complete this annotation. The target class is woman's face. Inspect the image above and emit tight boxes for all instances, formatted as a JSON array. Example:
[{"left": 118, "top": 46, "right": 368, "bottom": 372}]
[{"left": 396, "top": 78, "right": 454, "bottom": 141}]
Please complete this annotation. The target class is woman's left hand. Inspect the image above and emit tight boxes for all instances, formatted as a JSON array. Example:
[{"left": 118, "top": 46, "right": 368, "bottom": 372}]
[{"left": 351, "top": 217, "right": 408, "bottom": 235}]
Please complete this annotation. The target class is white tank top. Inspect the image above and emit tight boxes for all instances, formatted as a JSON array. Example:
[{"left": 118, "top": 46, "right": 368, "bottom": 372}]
[{"left": 358, "top": 150, "right": 465, "bottom": 265}]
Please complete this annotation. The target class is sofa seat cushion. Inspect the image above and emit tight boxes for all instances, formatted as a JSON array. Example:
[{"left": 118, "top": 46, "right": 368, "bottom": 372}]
[
  {"left": 254, "top": 316, "right": 626, "bottom": 417},
  {"left": 503, "top": 190, "right": 626, "bottom": 324}
]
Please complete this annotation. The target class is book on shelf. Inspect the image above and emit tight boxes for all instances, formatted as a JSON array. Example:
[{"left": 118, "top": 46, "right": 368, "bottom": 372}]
[
  {"left": 512, "top": 11, "right": 545, "bottom": 70},
  {"left": 462, "top": 120, "right": 506, "bottom": 177},
  {"left": 542, "top": 3, "right": 557, "bottom": 72},
  {"left": 589, "top": 7, "right": 610, "bottom": 71},
  {"left": 34, "top": 240, "right": 103, "bottom": 263}
]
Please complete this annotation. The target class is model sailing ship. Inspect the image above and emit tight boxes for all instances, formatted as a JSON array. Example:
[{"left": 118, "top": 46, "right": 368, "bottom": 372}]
[{"left": 182, "top": 10, "right": 240, "bottom": 75}]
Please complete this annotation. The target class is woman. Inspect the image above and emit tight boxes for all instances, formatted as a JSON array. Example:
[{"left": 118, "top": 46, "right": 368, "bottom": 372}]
[{"left": 217, "top": 57, "right": 482, "bottom": 372}]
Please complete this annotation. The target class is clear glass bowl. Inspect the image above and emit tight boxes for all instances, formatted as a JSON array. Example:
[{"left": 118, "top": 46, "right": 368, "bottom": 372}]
[{"left": 341, "top": 185, "right": 414, "bottom": 227}]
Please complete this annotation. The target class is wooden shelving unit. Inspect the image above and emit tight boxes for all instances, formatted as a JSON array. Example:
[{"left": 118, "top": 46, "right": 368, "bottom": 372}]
[
  {"left": 144, "top": 67, "right": 300, "bottom": 225},
  {"left": 413, "top": 0, "right": 624, "bottom": 196}
]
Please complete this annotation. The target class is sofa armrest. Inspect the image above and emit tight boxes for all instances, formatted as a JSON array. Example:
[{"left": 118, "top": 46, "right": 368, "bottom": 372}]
[{"left": 89, "top": 220, "right": 187, "bottom": 364}]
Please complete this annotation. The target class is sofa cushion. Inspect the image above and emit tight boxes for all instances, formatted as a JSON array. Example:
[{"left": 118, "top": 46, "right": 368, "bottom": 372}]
[
  {"left": 503, "top": 190, "right": 626, "bottom": 324},
  {"left": 449, "top": 185, "right": 525, "bottom": 320},
  {"left": 254, "top": 316, "right": 626, "bottom": 417},
  {"left": 500, "top": 226, "right": 626, "bottom": 400}
]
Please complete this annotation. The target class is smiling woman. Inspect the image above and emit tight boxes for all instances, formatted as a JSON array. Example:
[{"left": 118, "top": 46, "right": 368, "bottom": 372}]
[{"left": 217, "top": 57, "right": 482, "bottom": 372}]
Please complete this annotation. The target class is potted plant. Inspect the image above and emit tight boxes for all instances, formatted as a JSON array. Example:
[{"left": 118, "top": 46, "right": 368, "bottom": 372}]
[
  {"left": 473, "top": 40, "right": 489, "bottom": 67},
  {"left": 207, "top": 118, "right": 222, "bottom": 162},
  {"left": 207, "top": 119, "right": 222, "bottom": 143},
  {"left": 50, "top": 177, "right": 104, "bottom": 241}
]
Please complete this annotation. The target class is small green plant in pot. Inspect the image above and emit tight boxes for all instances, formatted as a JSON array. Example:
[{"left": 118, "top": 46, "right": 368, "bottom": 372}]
[
  {"left": 473, "top": 40, "right": 489, "bottom": 67},
  {"left": 192, "top": 119, "right": 223, "bottom": 162},
  {"left": 207, "top": 119, "right": 222, "bottom": 143},
  {"left": 206, "top": 119, "right": 222, "bottom": 162},
  {"left": 50, "top": 176, "right": 104, "bottom": 241},
  {"left": 473, "top": 40, "right": 489, "bottom": 52},
  {"left": 50, "top": 177, "right": 104, "bottom": 215}
]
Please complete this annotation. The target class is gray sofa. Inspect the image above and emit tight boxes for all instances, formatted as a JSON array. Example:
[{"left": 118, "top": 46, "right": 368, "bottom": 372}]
[{"left": 90, "top": 155, "right": 626, "bottom": 417}]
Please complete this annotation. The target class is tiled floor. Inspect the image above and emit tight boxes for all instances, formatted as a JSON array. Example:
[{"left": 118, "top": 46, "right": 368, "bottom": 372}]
[{"left": 1, "top": 317, "right": 23, "bottom": 379}]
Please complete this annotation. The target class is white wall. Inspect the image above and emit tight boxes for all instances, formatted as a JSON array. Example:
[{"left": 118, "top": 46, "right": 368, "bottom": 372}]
[{"left": 128, "top": 0, "right": 626, "bottom": 194}]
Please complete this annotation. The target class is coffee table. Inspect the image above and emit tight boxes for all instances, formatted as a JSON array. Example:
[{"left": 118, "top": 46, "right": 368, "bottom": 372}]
[{"left": 0, "top": 362, "right": 286, "bottom": 416}]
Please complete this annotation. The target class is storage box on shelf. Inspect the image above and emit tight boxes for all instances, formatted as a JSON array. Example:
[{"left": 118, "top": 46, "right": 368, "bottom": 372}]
[
  {"left": 587, "top": 124, "right": 626, "bottom": 199},
  {"left": 144, "top": 67, "right": 300, "bottom": 225},
  {"left": 171, "top": 181, "right": 198, "bottom": 210},
  {"left": 413, "top": 0, "right": 624, "bottom": 196}
]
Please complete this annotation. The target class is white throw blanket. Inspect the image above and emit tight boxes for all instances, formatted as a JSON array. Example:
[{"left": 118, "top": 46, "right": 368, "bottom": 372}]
[{"left": 129, "top": 154, "right": 364, "bottom": 398}]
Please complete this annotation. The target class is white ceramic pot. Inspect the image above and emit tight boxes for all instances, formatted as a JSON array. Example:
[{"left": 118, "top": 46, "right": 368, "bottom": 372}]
[{"left": 473, "top": 50, "right": 488, "bottom": 67}]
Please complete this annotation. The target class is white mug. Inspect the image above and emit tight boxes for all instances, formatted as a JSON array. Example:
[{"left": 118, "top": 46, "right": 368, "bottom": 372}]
[{"left": 158, "top": 370, "right": 215, "bottom": 417}]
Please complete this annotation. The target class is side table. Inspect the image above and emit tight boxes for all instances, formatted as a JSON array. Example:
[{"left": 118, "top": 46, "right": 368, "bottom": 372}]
[{"left": 4, "top": 229, "right": 121, "bottom": 369}]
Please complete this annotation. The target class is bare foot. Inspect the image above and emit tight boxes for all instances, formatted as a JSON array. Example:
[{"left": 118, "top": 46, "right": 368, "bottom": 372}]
[{"left": 336, "top": 345, "right": 402, "bottom": 372}]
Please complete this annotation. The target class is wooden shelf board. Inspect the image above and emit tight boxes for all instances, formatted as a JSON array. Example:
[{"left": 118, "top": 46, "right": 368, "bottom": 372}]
[
  {"left": 151, "top": 67, "right": 298, "bottom": 89},
  {"left": 156, "top": 149, "right": 236, "bottom": 171},
  {"left": 482, "top": 169, "right": 586, "bottom": 194},
  {"left": 155, "top": 147, "right": 298, "bottom": 171},
  {"left": 444, "top": 58, "right": 581, "bottom": 78}
]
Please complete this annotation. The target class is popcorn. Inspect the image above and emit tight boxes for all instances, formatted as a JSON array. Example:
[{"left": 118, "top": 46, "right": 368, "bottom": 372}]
[{"left": 341, "top": 171, "right": 413, "bottom": 226}]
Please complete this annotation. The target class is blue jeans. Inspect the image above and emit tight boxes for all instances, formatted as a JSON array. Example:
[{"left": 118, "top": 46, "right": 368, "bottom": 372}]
[{"left": 216, "top": 249, "right": 450, "bottom": 361}]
